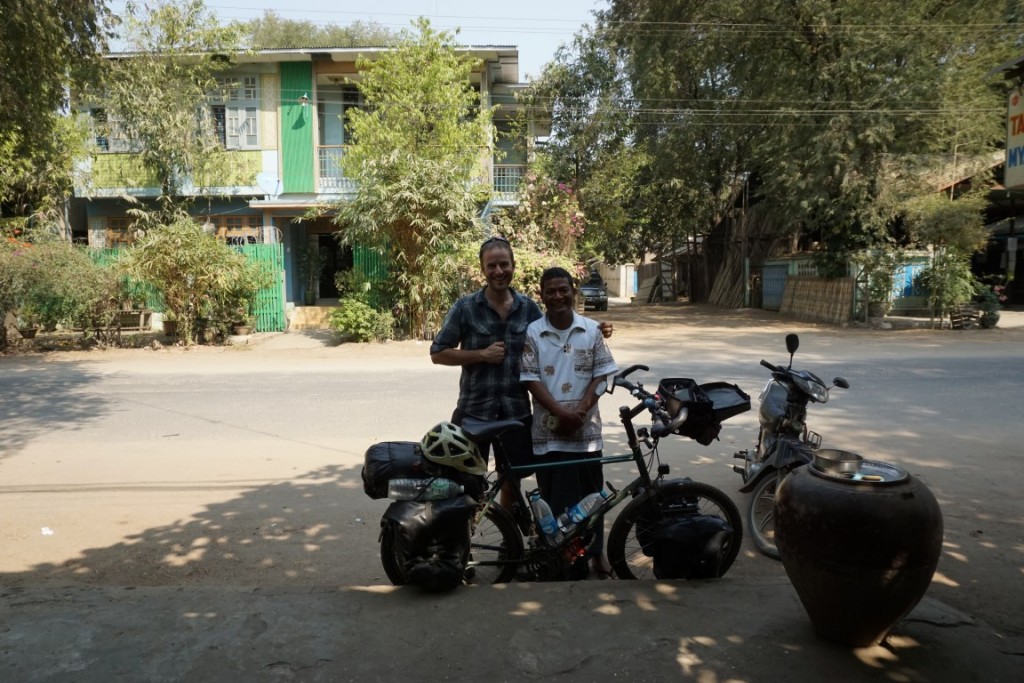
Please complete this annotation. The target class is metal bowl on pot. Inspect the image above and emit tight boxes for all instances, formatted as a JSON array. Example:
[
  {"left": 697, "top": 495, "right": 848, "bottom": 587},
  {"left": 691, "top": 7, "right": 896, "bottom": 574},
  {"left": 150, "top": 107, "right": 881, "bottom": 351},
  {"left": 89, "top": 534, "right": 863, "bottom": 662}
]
[{"left": 812, "top": 448, "right": 863, "bottom": 475}]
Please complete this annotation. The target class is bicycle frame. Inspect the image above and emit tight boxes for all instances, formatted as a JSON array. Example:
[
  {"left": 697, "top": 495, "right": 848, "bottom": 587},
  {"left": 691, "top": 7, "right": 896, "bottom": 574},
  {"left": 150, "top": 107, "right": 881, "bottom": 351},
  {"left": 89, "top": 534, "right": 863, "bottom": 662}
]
[{"left": 469, "top": 387, "right": 667, "bottom": 574}]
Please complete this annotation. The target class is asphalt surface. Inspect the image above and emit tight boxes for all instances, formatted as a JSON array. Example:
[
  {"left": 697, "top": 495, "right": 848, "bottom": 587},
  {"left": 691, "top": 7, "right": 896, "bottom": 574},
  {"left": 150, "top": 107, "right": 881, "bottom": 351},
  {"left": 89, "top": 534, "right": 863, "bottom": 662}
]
[
  {"left": 2, "top": 579, "right": 1020, "bottom": 682},
  {"left": 2, "top": 305, "right": 1023, "bottom": 682}
]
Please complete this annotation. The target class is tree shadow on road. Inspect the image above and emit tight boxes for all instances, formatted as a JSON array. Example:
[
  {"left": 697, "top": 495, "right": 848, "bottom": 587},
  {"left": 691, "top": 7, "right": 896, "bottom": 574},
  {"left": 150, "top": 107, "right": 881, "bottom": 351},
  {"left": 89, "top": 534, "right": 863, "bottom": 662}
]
[
  {"left": 0, "top": 463, "right": 393, "bottom": 587},
  {"left": 0, "top": 359, "right": 109, "bottom": 461}
]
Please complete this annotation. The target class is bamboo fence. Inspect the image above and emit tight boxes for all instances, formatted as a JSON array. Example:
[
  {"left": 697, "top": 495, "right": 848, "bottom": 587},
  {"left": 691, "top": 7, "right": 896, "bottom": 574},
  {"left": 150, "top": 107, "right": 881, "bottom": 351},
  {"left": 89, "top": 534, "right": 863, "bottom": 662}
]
[{"left": 779, "top": 275, "right": 855, "bottom": 324}]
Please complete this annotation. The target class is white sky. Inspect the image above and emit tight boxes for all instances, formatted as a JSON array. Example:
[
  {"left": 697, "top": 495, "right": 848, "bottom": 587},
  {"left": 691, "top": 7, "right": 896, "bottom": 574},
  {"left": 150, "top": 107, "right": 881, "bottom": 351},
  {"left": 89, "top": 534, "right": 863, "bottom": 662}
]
[{"left": 106, "top": 0, "right": 605, "bottom": 81}]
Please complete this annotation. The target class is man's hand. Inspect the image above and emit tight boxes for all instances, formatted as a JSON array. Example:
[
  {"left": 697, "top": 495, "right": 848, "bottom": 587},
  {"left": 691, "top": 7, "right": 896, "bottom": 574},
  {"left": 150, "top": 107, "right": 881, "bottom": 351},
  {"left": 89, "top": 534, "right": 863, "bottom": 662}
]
[
  {"left": 554, "top": 411, "right": 584, "bottom": 436},
  {"left": 479, "top": 341, "right": 506, "bottom": 364},
  {"left": 598, "top": 320, "right": 614, "bottom": 339}
]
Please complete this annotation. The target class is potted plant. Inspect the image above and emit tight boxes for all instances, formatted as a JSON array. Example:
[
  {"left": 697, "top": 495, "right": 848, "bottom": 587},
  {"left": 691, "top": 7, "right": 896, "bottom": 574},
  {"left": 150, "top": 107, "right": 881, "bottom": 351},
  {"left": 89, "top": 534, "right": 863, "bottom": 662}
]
[
  {"left": 16, "top": 304, "right": 41, "bottom": 339},
  {"left": 230, "top": 308, "right": 256, "bottom": 335},
  {"left": 976, "top": 284, "right": 1007, "bottom": 329},
  {"left": 161, "top": 311, "right": 179, "bottom": 337}
]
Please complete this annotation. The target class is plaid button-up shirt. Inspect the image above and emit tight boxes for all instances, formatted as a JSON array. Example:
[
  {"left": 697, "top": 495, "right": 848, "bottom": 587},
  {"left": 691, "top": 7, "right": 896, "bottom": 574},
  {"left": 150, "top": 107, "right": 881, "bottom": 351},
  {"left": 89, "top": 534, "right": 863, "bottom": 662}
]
[{"left": 430, "top": 288, "right": 542, "bottom": 421}]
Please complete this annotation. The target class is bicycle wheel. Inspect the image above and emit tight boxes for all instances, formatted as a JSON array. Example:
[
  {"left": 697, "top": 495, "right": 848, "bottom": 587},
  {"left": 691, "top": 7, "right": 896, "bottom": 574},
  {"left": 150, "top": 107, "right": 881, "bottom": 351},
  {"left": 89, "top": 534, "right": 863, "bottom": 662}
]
[
  {"left": 464, "top": 503, "right": 523, "bottom": 584},
  {"left": 607, "top": 480, "right": 742, "bottom": 580},
  {"left": 747, "top": 472, "right": 782, "bottom": 560}
]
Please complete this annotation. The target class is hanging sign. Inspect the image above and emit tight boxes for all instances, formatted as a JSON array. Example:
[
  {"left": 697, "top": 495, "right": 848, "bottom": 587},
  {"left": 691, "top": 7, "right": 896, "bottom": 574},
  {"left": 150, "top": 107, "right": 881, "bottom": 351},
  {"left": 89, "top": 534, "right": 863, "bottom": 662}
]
[{"left": 1006, "top": 91, "right": 1024, "bottom": 189}]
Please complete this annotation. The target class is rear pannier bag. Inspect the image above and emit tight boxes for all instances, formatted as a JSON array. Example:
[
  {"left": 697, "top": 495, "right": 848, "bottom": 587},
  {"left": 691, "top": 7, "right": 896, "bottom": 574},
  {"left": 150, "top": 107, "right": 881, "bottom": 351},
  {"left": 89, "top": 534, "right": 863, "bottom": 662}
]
[
  {"left": 648, "top": 514, "right": 733, "bottom": 580},
  {"left": 384, "top": 496, "right": 476, "bottom": 592}
]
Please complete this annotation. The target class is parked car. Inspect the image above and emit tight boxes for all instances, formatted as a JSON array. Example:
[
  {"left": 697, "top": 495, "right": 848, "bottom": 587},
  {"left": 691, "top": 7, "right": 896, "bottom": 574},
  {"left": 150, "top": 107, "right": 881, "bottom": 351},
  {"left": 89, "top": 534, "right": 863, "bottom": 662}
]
[{"left": 579, "top": 271, "right": 609, "bottom": 311}]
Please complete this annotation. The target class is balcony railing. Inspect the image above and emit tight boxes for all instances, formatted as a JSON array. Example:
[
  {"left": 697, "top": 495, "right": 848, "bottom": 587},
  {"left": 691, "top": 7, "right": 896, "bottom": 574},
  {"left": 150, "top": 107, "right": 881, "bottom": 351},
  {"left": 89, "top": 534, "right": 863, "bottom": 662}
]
[
  {"left": 493, "top": 164, "right": 525, "bottom": 202},
  {"left": 494, "top": 164, "right": 525, "bottom": 192},
  {"left": 318, "top": 146, "right": 358, "bottom": 194}
]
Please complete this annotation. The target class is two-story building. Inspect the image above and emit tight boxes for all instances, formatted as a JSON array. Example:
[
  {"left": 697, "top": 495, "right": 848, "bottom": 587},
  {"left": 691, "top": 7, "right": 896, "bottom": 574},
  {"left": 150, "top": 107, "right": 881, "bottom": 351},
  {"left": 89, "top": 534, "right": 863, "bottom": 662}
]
[{"left": 71, "top": 45, "right": 535, "bottom": 325}]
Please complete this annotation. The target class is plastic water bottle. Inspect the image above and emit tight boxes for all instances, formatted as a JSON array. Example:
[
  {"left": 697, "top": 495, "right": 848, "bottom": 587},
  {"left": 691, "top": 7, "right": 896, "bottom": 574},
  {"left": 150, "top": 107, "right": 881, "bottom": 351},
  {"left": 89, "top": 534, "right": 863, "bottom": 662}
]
[
  {"left": 556, "top": 511, "right": 576, "bottom": 534},
  {"left": 529, "top": 490, "right": 562, "bottom": 542},
  {"left": 387, "top": 477, "right": 464, "bottom": 500},
  {"left": 567, "top": 490, "right": 610, "bottom": 524}
]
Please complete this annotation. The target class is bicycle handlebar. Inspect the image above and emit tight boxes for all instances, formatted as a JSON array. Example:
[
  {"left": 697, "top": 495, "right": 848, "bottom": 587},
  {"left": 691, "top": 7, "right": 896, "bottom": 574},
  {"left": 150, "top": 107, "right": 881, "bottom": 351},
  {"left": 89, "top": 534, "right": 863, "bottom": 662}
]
[{"left": 612, "top": 365, "right": 675, "bottom": 436}]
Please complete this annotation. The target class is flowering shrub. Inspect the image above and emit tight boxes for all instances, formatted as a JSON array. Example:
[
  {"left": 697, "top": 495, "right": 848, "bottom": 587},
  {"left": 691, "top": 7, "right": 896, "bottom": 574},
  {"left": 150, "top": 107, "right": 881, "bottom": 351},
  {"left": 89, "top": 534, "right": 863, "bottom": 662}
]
[
  {"left": 976, "top": 284, "right": 1008, "bottom": 315},
  {"left": 493, "top": 171, "right": 586, "bottom": 255}
]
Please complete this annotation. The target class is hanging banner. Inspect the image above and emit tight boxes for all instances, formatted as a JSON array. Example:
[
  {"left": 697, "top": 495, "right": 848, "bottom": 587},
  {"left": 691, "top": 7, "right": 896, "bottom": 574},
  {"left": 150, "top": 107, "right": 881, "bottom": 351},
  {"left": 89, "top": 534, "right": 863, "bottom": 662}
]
[{"left": 1006, "top": 90, "right": 1024, "bottom": 189}]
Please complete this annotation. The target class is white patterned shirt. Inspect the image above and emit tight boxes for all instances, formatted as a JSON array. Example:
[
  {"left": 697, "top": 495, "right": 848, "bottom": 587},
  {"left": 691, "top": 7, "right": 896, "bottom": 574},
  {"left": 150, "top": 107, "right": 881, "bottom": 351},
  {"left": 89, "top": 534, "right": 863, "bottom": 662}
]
[{"left": 520, "top": 312, "right": 618, "bottom": 455}]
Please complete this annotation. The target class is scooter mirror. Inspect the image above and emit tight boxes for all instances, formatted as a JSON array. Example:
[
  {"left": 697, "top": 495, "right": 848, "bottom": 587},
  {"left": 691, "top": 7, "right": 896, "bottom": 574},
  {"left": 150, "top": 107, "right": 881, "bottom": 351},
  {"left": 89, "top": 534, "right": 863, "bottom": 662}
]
[
  {"left": 833, "top": 377, "right": 850, "bottom": 389},
  {"left": 785, "top": 333, "right": 799, "bottom": 355}
]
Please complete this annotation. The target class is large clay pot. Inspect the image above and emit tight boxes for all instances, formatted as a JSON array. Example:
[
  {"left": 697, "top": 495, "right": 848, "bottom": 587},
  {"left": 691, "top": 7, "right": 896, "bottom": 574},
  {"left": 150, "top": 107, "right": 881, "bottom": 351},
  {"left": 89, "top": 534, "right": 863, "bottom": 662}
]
[{"left": 775, "top": 453, "right": 943, "bottom": 647}]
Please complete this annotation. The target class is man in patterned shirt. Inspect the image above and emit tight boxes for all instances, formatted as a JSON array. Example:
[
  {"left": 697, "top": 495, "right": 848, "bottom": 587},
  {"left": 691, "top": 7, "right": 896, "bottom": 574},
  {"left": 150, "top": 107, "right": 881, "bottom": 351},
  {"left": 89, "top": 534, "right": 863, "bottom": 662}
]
[{"left": 520, "top": 266, "right": 618, "bottom": 579}]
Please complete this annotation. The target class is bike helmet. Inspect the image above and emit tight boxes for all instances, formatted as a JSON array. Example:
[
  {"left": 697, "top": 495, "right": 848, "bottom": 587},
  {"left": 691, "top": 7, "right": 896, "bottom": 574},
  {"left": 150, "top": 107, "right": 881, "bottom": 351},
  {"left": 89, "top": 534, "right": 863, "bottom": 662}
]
[{"left": 420, "top": 422, "right": 487, "bottom": 475}]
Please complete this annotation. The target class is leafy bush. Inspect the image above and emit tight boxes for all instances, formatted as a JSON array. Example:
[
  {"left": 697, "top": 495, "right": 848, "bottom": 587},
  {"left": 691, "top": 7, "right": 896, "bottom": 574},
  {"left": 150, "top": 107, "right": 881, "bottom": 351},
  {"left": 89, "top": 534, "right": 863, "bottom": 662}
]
[
  {"left": 117, "top": 217, "right": 270, "bottom": 346},
  {"left": 914, "top": 247, "right": 977, "bottom": 323},
  {"left": 328, "top": 297, "right": 395, "bottom": 343},
  {"left": 0, "top": 233, "right": 124, "bottom": 345}
]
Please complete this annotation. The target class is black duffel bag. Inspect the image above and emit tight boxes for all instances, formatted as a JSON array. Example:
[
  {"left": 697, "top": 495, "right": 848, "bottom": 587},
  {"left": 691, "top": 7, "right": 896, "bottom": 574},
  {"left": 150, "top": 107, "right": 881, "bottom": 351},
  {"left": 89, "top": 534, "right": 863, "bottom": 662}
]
[
  {"left": 362, "top": 441, "right": 429, "bottom": 499},
  {"left": 363, "top": 441, "right": 486, "bottom": 500}
]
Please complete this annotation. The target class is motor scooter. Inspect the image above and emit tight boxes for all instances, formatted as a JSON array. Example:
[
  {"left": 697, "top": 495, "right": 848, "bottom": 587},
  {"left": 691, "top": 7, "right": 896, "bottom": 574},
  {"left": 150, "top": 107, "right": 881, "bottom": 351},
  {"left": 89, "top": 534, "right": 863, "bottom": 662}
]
[{"left": 732, "top": 333, "right": 849, "bottom": 559}]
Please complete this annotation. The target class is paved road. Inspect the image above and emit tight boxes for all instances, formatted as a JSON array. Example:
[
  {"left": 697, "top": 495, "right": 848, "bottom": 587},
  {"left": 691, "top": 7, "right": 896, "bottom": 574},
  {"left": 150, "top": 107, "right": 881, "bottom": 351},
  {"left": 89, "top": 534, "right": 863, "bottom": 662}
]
[{"left": 1, "top": 304, "right": 1022, "bottom": 644}]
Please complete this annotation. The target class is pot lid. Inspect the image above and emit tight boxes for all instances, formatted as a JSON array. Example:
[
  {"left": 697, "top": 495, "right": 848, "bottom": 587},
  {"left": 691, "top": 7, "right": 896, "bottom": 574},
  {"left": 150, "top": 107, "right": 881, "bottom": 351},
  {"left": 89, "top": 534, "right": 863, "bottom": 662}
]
[{"left": 809, "top": 458, "right": 909, "bottom": 485}]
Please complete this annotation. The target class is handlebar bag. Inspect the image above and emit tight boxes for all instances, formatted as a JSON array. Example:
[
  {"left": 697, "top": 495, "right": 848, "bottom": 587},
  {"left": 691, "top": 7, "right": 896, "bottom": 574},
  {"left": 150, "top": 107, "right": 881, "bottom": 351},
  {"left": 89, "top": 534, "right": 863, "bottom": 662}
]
[
  {"left": 385, "top": 496, "right": 476, "bottom": 592},
  {"left": 699, "top": 382, "right": 752, "bottom": 423},
  {"left": 657, "top": 378, "right": 718, "bottom": 444}
]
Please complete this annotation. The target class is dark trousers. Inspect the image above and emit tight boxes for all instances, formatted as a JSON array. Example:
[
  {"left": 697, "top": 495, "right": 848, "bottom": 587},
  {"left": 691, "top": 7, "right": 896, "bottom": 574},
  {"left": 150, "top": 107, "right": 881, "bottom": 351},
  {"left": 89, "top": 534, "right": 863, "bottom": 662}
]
[{"left": 535, "top": 450, "right": 604, "bottom": 560}]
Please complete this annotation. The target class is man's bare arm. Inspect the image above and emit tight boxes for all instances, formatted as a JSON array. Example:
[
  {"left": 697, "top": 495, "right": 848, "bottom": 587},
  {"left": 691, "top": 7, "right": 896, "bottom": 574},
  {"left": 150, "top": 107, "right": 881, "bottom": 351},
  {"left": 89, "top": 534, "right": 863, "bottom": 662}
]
[{"left": 431, "top": 343, "right": 506, "bottom": 366}]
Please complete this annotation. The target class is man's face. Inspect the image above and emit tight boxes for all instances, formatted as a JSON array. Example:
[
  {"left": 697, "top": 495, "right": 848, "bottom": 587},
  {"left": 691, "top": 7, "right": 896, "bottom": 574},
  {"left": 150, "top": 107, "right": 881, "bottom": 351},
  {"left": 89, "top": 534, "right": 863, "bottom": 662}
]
[
  {"left": 540, "top": 276, "right": 575, "bottom": 314},
  {"left": 481, "top": 245, "right": 515, "bottom": 292}
]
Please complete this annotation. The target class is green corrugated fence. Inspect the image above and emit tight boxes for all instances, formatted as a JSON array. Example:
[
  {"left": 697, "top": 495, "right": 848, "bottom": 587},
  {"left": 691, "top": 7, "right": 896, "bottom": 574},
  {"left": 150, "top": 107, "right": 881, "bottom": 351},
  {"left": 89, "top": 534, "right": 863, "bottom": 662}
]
[
  {"left": 87, "top": 245, "right": 287, "bottom": 333},
  {"left": 240, "top": 243, "right": 286, "bottom": 332}
]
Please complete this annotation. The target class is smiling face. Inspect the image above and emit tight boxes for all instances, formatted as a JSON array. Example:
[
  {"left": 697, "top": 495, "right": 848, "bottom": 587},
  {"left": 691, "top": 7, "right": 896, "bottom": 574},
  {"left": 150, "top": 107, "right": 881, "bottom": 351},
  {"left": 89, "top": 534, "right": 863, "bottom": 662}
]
[
  {"left": 540, "top": 275, "right": 576, "bottom": 317},
  {"left": 480, "top": 243, "right": 515, "bottom": 293}
]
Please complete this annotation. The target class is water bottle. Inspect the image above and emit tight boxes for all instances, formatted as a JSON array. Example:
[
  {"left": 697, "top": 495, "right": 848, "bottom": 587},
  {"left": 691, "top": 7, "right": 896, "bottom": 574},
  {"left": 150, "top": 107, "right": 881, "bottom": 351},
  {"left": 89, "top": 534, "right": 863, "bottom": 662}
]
[
  {"left": 556, "top": 511, "right": 576, "bottom": 534},
  {"left": 567, "top": 490, "right": 610, "bottom": 524},
  {"left": 387, "top": 477, "right": 464, "bottom": 500},
  {"left": 529, "top": 490, "right": 562, "bottom": 542}
]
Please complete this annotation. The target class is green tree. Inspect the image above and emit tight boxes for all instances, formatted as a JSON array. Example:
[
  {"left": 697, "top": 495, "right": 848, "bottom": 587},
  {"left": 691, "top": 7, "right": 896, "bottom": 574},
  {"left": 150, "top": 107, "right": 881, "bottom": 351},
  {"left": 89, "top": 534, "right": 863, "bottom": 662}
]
[
  {"left": 0, "top": 0, "right": 114, "bottom": 223},
  {"left": 93, "top": 0, "right": 240, "bottom": 227},
  {"left": 233, "top": 10, "right": 398, "bottom": 48},
  {"left": 539, "top": 0, "right": 1016, "bottom": 287},
  {"left": 117, "top": 217, "right": 270, "bottom": 346},
  {"left": 332, "top": 18, "right": 492, "bottom": 337},
  {"left": 528, "top": 7, "right": 754, "bottom": 283},
  {"left": 903, "top": 190, "right": 990, "bottom": 325}
]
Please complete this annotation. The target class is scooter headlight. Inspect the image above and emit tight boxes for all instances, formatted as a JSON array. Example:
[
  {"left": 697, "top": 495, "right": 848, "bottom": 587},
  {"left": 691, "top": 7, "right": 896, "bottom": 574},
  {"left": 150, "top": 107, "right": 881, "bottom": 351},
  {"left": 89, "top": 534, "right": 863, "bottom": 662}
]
[{"left": 792, "top": 371, "right": 828, "bottom": 403}]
